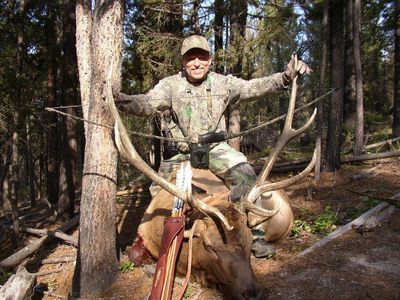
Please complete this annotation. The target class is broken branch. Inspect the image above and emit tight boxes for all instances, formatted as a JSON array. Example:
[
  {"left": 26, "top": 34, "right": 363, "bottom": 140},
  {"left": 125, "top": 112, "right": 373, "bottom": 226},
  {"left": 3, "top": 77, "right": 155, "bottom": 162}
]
[{"left": 24, "top": 228, "right": 78, "bottom": 246}]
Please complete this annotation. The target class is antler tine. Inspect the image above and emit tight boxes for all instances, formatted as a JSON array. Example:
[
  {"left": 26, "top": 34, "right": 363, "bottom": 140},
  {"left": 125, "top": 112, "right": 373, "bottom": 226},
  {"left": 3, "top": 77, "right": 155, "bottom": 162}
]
[
  {"left": 247, "top": 148, "right": 317, "bottom": 202},
  {"left": 246, "top": 55, "right": 316, "bottom": 204},
  {"left": 105, "top": 63, "right": 233, "bottom": 230},
  {"left": 256, "top": 56, "right": 300, "bottom": 185}
]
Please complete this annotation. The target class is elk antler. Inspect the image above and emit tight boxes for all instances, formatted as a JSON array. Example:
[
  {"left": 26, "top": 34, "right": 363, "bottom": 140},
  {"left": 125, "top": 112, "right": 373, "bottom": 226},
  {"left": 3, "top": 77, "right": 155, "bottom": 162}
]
[
  {"left": 244, "top": 55, "right": 317, "bottom": 216},
  {"left": 105, "top": 62, "right": 233, "bottom": 231}
]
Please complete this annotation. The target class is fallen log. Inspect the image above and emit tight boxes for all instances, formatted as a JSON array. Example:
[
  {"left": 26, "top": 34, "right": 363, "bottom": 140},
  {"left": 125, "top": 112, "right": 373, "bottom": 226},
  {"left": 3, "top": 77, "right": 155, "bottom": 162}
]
[
  {"left": 0, "top": 215, "right": 79, "bottom": 270},
  {"left": 298, "top": 202, "right": 396, "bottom": 257},
  {"left": 24, "top": 228, "right": 78, "bottom": 246},
  {"left": 0, "top": 266, "right": 36, "bottom": 300},
  {"left": 260, "top": 150, "right": 400, "bottom": 173},
  {"left": 365, "top": 137, "right": 400, "bottom": 150}
]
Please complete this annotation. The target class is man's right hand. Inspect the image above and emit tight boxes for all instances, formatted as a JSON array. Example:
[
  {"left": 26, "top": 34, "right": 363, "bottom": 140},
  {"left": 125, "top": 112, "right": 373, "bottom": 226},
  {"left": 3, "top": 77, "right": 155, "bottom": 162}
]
[{"left": 283, "top": 54, "right": 312, "bottom": 84}]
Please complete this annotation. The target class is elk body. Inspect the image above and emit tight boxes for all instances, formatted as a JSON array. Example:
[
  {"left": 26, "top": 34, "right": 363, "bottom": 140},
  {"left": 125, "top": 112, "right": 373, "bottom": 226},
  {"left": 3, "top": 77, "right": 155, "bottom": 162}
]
[
  {"left": 138, "top": 170, "right": 266, "bottom": 299},
  {"left": 105, "top": 57, "right": 316, "bottom": 299},
  {"left": 136, "top": 166, "right": 295, "bottom": 298}
]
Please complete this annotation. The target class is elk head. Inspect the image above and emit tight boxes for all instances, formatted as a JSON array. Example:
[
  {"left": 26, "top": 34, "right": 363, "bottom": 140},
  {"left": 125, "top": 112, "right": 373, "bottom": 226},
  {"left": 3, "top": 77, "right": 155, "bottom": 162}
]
[{"left": 182, "top": 194, "right": 267, "bottom": 300}]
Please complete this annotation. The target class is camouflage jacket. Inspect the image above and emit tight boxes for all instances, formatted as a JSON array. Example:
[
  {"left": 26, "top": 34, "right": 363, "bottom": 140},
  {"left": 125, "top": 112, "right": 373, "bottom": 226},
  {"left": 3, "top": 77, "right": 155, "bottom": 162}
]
[{"left": 118, "top": 71, "right": 287, "bottom": 138}]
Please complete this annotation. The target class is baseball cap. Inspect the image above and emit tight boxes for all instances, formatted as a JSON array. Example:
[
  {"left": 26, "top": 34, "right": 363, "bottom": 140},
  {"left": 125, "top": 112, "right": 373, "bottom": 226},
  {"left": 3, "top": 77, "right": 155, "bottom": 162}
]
[{"left": 181, "top": 35, "right": 211, "bottom": 56}]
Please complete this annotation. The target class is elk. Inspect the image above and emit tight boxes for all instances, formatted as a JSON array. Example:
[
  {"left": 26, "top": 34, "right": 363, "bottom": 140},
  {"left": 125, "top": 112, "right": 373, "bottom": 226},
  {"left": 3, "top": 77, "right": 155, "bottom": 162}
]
[{"left": 105, "top": 57, "right": 317, "bottom": 299}]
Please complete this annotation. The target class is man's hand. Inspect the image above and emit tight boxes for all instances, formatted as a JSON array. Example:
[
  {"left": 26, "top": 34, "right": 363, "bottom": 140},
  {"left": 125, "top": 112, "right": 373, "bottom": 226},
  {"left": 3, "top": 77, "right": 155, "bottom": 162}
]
[{"left": 283, "top": 54, "right": 312, "bottom": 84}]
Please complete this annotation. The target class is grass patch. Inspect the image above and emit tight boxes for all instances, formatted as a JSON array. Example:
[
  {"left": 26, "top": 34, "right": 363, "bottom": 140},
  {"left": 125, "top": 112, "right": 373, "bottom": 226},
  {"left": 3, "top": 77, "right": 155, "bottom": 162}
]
[
  {"left": 184, "top": 286, "right": 193, "bottom": 299},
  {"left": 292, "top": 206, "right": 338, "bottom": 236},
  {"left": 119, "top": 261, "right": 135, "bottom": 273}
]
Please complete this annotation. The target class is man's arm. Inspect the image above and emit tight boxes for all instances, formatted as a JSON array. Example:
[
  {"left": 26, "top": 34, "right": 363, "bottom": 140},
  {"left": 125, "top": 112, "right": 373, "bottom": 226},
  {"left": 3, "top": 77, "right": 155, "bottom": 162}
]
[
  {"left": 116, "top": 93, "right": 157, "bottom": 116},
  {"left": 115, "top": 79, "right": 172, "bottom": 116},
  {"left": 228, "top": 55, "right": 311, "bottom": 104}
]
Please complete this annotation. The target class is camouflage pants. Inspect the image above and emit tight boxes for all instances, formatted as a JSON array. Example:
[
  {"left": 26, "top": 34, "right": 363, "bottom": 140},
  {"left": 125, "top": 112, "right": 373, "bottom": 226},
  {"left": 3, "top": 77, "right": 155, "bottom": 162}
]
[{"left": 149, "top": 142, "right": 257, "bottom": 202}]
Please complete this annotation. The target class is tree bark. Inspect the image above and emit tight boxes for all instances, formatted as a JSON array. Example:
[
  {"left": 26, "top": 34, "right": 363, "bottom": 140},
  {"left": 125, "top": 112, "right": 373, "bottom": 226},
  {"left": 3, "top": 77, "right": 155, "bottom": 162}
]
[
  {"left": 227, "top": 0, "right": 247, "bottom": 151},
  {"left": 343, "top": 0, "right": 356, "bottom": 128},
  {"left": 0, "top": 141, "right": 12, "bottom": 211},
  {"left": 191, "top": 0, "right": 201, "bottom": 34},
  {"left": 393, "top": 0, "right": 400, "bottom": 137},
  {"left": 353, "top": 0, "right": 364, "bottom": 155},
  {"left": 26, "top": 117, "right": 35, "bottom": 207},
  {"left": 58, "top": 0, "right": 78, "bottom": 218},
  {"left": 214, "top": 0, "right": 225, "bottom": 74},
  {"left": 315, "top": 0, "right": 329, "bottom": 182},
  {"left": 46, "top": 0, "right": 60, "bottom": 205},
  {"left": 74, "top": 0, "right": 124, "bottom": 297},
  {"left": 325, "top": 0, "right": 345, "bottom": 172}
]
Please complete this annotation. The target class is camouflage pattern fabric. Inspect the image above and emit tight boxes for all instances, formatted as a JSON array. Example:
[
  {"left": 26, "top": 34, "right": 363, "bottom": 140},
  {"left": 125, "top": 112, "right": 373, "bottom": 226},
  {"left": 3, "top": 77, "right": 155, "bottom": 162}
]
[
  {"left": 223, "top": 162, "right": 257, "bottom": 202},
  {"left": 118, "top": 70, "right": 287, "bottom": 198},
  {"left": 118, "top": 70, "right": 287, "bottom": 138},
  {"left": 149, "top": 142, "right": 252, "bottom": 196}
]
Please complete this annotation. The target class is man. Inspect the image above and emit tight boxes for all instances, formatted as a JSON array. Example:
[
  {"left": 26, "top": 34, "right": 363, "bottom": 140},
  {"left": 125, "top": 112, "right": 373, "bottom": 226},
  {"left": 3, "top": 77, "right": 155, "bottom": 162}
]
[{"left": 116, "top": 35, "right": 310, "bottom": 202}]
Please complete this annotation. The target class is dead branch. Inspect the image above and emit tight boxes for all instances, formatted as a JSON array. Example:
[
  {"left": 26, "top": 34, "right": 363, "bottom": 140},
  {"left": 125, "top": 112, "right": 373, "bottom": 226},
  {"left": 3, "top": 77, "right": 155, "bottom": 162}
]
[
  {"left": 24, "top": 228, "right": 78, "bottom": 246},
  {"left": 345, "top": 187, "right": 400, "bottom": 204},
  {"left": 116, "top": 188, "right": 147, "bottom": 196},
  {"left": 263, "top": 150, "right": 400, "bottom": 173},
  {"left": 41, "top": 257, "right": 76, "bottom": 265},
  {"left": 298, "top": 202, "right": 395, "bottom": 257},
  {"left": 365, "top": 137, "right": 400, "bottom": 150},
  {"left": 0, "top": 215, "right": 79, "bottom": 270}
]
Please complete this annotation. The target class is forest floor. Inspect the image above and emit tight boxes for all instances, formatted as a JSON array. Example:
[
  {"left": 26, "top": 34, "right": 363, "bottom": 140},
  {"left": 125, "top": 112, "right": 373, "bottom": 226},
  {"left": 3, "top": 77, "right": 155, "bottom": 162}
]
[{"left": 1, "top": 156, "right": 400, "bottom": 299}]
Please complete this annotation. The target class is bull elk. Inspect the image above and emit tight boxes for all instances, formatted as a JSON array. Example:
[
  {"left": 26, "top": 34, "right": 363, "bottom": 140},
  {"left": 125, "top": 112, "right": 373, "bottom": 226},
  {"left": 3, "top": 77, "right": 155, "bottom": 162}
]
[{"left": 105, "top": 57, "right": 317, "bottom": 299}]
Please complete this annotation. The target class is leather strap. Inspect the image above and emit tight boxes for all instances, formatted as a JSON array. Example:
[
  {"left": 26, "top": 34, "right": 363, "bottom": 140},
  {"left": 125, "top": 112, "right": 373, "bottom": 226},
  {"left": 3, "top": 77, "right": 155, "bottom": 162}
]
[
  {"left": 149, "top": 216, "right": 185, "bottom": 300},
  {"left": 176, "top": 220, "right": 198, "bottom": 300}
]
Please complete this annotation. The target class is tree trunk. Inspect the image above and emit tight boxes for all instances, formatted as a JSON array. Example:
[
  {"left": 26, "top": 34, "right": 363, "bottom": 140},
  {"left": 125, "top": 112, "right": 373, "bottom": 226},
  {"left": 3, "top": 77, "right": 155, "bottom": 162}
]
[
  {"left": 214, "top": 0, "right": 225, "bottom": 73},
  {"left": 26, "top": 117, "right": 35, "bottom": 207},
  {"left": 228, "top": 0, "right": 247, "bottom": 151},
  {"left": 393, "top": 0, "right": 400, "bottom": 137},
  {"left": 10, "top": 131, "right": 21, "bottom": 240},
  {"left": 191, "top": 0, "right": 201, "bottom": 34},
  {"left": 315, "top": 0, "right": 329, "bottom": 182},
  {"left": 46, "top": 1, "right": 60, "bottom": 205},
  {"left": 353, "top": 0, "right": 364, "bottom": 155},
  {"left": 74, "top": 0, "right": 123, "bottom": 297},
  {"left": 325, "top": 1, "right": 345, "bottom": 172},
  {"left": 343, "top": 0, "right": 356, "bottom": 128},
  {"left": 1, "top": 141, "right": 12, "bottom": 211},
  {"left": 9, "top": 0, "right": 26, "bottom": 240},
  {"left": 58, "top": 0, "right": 78, "bottom": 218}
]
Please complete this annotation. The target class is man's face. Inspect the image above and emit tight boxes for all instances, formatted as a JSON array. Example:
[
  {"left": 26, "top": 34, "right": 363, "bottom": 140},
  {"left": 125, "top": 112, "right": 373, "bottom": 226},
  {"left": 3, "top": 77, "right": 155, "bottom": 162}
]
[{"left": 182, "top": 48, "right": 211, "bottom": 84}]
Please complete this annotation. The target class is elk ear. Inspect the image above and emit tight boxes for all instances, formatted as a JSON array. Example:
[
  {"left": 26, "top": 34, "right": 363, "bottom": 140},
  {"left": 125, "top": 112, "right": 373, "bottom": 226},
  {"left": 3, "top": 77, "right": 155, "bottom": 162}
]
[{"left": 184, "top": 219, "right": 206, "bottom": 239}]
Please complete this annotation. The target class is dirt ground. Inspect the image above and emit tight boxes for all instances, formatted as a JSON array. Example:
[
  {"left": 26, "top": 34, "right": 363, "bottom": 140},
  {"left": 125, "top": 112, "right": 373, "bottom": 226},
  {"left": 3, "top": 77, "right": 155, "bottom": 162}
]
[{"left": 1, "top": 156, "right": 400, "bottom": 299}]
